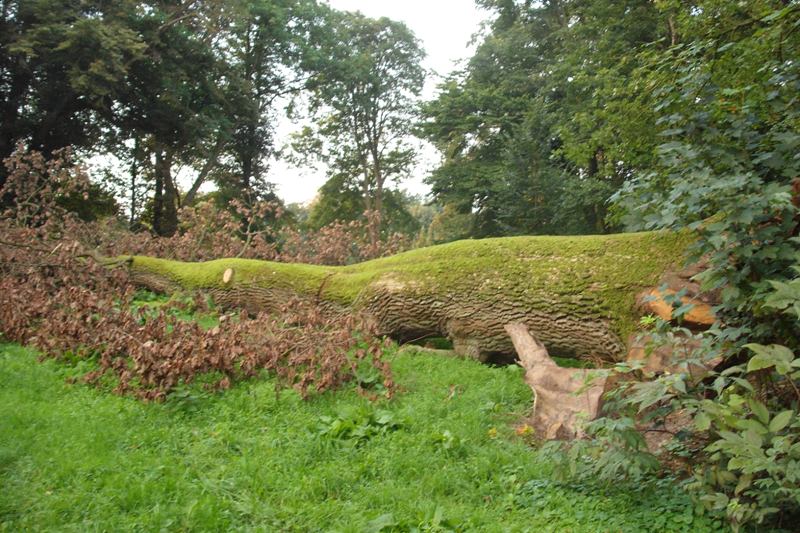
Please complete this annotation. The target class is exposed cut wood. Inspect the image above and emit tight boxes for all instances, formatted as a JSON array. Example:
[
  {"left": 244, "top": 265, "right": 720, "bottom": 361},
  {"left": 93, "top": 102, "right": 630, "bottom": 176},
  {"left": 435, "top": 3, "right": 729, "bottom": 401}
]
[
  {"left": 504, "top": 323, "right": 608, "bottom": 440},
  {"left": 639, "top": 288, "right": 716, "bottom": 327}
]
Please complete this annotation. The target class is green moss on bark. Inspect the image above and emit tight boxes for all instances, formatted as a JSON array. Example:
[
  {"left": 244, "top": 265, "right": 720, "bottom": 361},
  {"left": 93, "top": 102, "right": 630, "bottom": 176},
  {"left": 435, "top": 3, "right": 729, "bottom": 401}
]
[
  {"left": 126, "top": 230, "right": 692, "bottom": 358},
  {"left": 130, "top": 256, "right": 335, "bottom": 295}
]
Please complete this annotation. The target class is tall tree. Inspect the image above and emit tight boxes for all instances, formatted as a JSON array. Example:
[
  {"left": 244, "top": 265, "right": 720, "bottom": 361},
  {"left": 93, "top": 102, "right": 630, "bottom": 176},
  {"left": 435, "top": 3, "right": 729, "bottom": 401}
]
[
  {"left": 293, "top": 11, "right": 425, "bottom": 244},
  {"left": 420, "top": 0, "right": 670, "bottom": 237},
  {"left": 306, "top": 172, "right": 421, "bottom": 236},
  {"left": 116, "top": 0, "right": 233, "bottom": 235},
  {"left": 196, "top": 0, "right": 325, "bottom": 208}
]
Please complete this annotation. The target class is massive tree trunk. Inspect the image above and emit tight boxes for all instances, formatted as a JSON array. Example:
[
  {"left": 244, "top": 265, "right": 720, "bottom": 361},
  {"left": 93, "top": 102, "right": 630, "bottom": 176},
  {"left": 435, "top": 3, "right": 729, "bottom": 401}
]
[{"left": 124, "top": 230, "right": 697, "bottom": 361}]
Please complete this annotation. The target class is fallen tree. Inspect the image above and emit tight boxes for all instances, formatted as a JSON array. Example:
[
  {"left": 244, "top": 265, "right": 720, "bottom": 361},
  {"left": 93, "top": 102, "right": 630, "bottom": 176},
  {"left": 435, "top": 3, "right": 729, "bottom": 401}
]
[{"left": 124, "top": 230, "right": 708, "bottom": 362}]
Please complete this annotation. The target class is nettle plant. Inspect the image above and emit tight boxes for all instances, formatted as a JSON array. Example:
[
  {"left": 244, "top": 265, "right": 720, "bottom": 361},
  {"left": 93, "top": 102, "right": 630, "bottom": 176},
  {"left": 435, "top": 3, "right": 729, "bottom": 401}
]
[{"left": 560, "top": 8, "right": 800, "bottom": 531}]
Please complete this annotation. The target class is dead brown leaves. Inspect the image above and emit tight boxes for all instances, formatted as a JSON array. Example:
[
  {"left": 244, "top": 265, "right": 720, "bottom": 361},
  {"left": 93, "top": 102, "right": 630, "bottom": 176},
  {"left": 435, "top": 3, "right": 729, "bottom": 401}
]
[{"left": 0, "top": 145, "right": 394, "bottom": 401}]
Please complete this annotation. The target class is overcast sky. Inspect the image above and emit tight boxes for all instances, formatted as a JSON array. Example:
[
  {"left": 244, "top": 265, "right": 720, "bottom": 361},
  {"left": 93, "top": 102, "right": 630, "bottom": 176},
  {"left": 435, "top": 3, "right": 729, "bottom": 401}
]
[{"left": 268, "top": 0, "right": 488, "bottom": 205}]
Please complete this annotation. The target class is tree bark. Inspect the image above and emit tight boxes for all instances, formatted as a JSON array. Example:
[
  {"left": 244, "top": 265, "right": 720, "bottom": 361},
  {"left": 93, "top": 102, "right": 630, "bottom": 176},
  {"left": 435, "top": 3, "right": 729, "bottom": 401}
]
[
  {"left": 124, "top": 230, "right": 696, "bottom": 362},
  {"left": 152, "top": 150, "right": 164, "bottom": 236},
  {"left": 153, "top": 146, "right": 178, "bottom": 237},
  {"left": 183, "top": 134, "right": 226, "bottom": 206},
  {"left": 129, "top": 137, "right": 141, "bottom": 229}
]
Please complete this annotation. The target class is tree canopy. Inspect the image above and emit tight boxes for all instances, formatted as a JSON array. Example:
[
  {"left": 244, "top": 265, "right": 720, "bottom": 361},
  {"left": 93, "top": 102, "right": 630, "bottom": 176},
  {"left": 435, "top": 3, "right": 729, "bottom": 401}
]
[
  {"left": 290, "top": 10, "right": 425, "bottom": 243},
  {"left": 2, "top": 0, "right": 343, "bottom": 234}
]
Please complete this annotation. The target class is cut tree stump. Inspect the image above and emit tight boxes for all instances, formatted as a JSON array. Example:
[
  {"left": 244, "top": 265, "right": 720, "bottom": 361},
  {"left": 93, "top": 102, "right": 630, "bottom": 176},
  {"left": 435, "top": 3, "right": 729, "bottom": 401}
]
[{"left": 504, "top": 323, "right": 609, "bottom": 440}]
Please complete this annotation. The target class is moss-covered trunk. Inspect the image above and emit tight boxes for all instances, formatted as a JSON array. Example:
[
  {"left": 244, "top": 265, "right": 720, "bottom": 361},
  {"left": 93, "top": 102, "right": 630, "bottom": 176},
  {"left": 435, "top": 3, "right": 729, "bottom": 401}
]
[{"left": 125, "top": 231, "right": 692, "bottom": 361}]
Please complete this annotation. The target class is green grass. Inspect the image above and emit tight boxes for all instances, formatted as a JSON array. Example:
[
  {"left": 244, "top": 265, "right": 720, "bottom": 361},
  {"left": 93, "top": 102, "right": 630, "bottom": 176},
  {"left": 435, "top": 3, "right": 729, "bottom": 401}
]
[{"left": 0, "top": 343, "right": 725, "bottom": 532}]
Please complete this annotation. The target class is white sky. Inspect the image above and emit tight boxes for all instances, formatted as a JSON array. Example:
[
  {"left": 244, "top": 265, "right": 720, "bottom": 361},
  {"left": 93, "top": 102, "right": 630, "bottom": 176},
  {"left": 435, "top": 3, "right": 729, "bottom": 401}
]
[{"left": 268, "top": 0, "right": 487, "bottom": 205}]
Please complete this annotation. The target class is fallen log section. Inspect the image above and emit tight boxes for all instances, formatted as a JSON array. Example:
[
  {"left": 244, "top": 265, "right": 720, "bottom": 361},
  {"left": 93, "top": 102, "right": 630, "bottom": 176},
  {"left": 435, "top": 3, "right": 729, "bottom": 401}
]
[{"left": 124, "top": 230, "right": 707, "bottom": 361}]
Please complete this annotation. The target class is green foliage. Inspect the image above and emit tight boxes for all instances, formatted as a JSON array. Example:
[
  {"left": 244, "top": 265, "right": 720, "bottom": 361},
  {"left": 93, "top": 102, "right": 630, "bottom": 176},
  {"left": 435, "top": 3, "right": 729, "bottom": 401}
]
[
  {"left": 684, "top": 343, "right": 800, "bottom": 529},
  {"left": 315, "top": 406, "right": 402, "bottom": 446},
  {"left": 429, "top": 429, "right": 467, "bottom": 457},
  {"left": 563, "top": 331, "right": 800, "bottom": 531},
  {"left": 0, "top": 0, "right": 147, "bottom": 171},
  {"left": 419, "top": 0, "right": 669, "bottom": 237},
  {"left": 530, "top": 3, "right": 800, "bottom": 530},
  {"left": 56, "top": 181, "right": 118, "bottom": 221},
  {"left": 130, "top": 290, "right": 219, "bottom": 330},
  {"left": 200, "top": 0, "right": 330, "bottom": 209},
  {"left": 415, "top": 337, "right": 454, "bottom": 351},
  {"left": 363, "top": 506, "right": 458, "bottom": 533},
  {"left": 306, "top": 176, "right": 422, "bottom": 237},
  {"left": 4, "top": 0, "right": 428, "bottom": 236},
  {"left": 550, "top": 356, "right": 596, "bottom": 369},
  {"left": 292, "top": 10, "right": 425, "bottom": 238},
  {"left": 417, "top": 204, "right": 472, "bottom": 246}
]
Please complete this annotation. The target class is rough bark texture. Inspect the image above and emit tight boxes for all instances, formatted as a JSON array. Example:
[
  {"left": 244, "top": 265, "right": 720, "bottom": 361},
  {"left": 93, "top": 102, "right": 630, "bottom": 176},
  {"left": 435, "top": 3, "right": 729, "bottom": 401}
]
[
  {"left": 505, "top": 323, "right": 608, "bottom": 440},
  {"left": 125, "top": 231, "right": 693, "bottom": 361}
]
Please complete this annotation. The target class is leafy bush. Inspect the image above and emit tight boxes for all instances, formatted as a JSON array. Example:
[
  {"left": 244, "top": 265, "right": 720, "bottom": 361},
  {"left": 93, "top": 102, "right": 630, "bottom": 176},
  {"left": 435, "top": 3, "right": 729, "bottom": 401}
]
[
  {"left": 315, "top": 406, "right": 403, "bottom": 446},
  {"left": 558, "top": 4, "right": 800, "bottom": 530}
]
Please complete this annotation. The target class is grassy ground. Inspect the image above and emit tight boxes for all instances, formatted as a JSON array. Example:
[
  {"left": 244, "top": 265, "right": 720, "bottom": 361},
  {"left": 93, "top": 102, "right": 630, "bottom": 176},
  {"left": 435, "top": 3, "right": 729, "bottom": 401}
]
[{"left": 0, "top": 343, "right": 725, "bottom": 532}]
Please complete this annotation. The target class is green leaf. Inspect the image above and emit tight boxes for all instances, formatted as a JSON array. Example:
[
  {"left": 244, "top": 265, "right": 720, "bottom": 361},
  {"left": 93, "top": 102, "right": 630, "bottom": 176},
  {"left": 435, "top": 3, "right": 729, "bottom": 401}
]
[
  {"left": 718, "top": 430, "right": 741, "bottom": 444},
  {"left": 672, "top": 304, "right": 696, "bottom": 320},
  {"left": 365, "top": 513, "right": 397, "bottom": 532},
  {"left": 735, "top": 474, "right": 753, "bottom": 495},
  {"left": 745, "top": 344, "right": 795, "bottom": 374},
  {"left": 736, "top": 418, "right": 767, "bottom": 435},
  {"left": 695, "top": 411, "right": 711, "bottom": 431},
  {"left": 769, "top": 410, "right": 793, "bottom": 433},
  {"left": 743, "top": 429, "right": 763, "bottom": 448},
  {"left": 727, "top": 457, "right": 748, "bottom": 470},
  {"left": 762, "top": 7, "right": 791, "bottom": 22},
  {"left": 748, "top": 399, "right": 769, "bottom": 425}
]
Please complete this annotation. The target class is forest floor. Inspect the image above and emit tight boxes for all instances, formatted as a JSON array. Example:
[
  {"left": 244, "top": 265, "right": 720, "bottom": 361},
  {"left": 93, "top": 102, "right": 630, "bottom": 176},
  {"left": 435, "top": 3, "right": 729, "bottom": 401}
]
[{"left": 0, "top": 342, "right": 726, "bottom": 532}]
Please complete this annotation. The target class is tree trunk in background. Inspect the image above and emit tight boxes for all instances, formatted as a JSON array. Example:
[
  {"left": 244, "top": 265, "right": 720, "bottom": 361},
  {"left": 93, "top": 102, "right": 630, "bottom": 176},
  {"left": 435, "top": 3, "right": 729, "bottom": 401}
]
[
  {"left": 161, "top": 149, "right": 178, "bottom": 237},
  {"left": 183, "top": 134, "right": 225, "bottom": 206},
  {"left": 152, "top": 151, "right": 164, "bottom": 236},
  {"left": 370, "top": 145, "right": 384, "bottom": 245},
  {"left": 129, "top": 137, "right": 140, "bottom": 229},
  {"left": 153, "top": 146, "right": 178, "bottom": 237}
]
